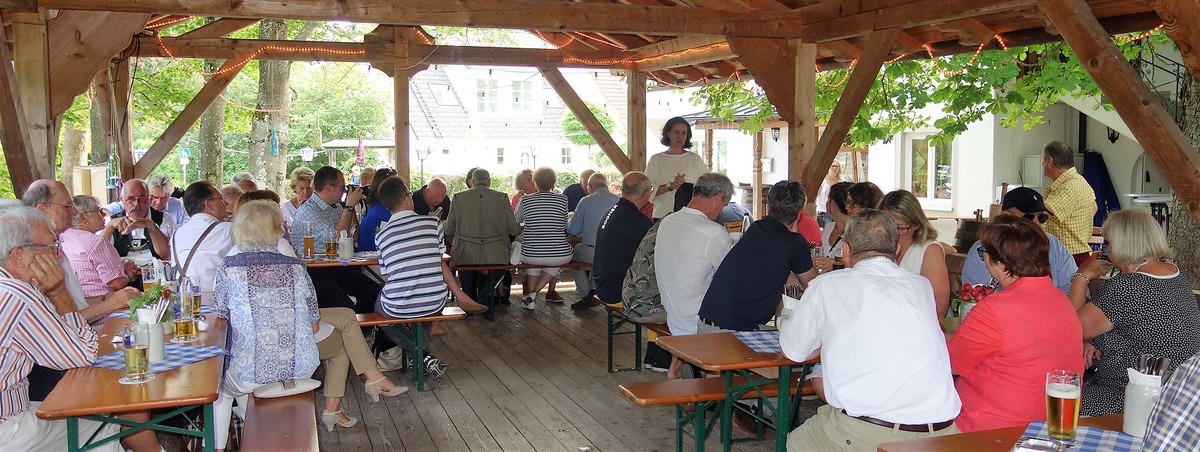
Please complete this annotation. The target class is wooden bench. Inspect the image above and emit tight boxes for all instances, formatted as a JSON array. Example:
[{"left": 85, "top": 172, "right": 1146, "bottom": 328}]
[
  {"left": 619, "top": 375, "right": 815, "bottom": 451},
  {"left": 239, "top": 392, "right": 319, "bottom": 452},
  {"left": 452, "top": 260, "right": 592, "bottom": 320},
  {"left": 604, "top": 303, "right": 670, "bottom": 373},
  {"left": 357, "top": 307, "right": 467, "bottom": 391}
]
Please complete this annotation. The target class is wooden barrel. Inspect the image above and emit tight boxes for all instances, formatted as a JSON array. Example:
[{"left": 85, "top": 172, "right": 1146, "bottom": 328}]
[{"left": 953, "top": 220, "right": 984, "bottom": 254}]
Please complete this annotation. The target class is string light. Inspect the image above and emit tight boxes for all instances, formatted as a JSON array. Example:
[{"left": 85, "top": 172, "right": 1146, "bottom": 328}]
[
  {"left": 819, "top": 59, "right": 857, "bottom": 87},
  {"left": 155, "top": 35, "right": 368, "bottom": 77},
  {"left": 146, "top": 16, "right": 195, "bottom": 29},
  {"left": 567, "top": 31, "right": 626, "bottom": 50},
  {"left": 1113, "top": 24, "right": 1164, "bottom": 41},
  {"left": 924, "top": 39, "right": 989, "bottom": 77}
]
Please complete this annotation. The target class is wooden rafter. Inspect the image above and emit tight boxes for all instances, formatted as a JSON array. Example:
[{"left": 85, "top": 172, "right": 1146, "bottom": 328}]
[
  {"left": 48, "top": 11, "right": 149, "bottom": 117},
  {"left": 726, "top": 37, "right": 796, "bottom": 122},
  {"left": 1038, "top": 0, "right": 1200, "bottom": 222},
  {"left": 941, "top": 18, "right": 996, "bottom": 46},
  {"left": 1151, "top": 0, "right": 1200, "bottom": 83},
  {"left": 539, "top": 66, "right": 633, "bottom": 173},
  {"left": 11, "top": 10, "right": 52, "bottom": 179},
  {"left": 0, "top": 21, "right": 35, "bottom": 195},
  {"left": 802, "top": 28, "right": 899, "bottom": 198},
  {"left": 176, "top": 18, "right": 261, "bottom": 39},
  {"left": 627, "top": 69, "right": 648, "bottom": 171},
  {"left": 801, "top": 0, "right": 1036, "bottom": 43},
  {"left": 135, "top": 57, "right": 247, "bottom": 178},
  {"left": 787, "top": 41, "right": 816, "bottom": 184}
]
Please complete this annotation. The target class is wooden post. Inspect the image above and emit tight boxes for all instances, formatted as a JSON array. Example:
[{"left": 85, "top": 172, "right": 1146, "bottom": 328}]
[
  {"left": 394, "top": 68, "right": 412, "bottom": 181},
  {"left": 1039, "top": 0, "right": 1200, "bottom": 222},
  {"left": 11, "top": 10, "right": 53, "bottom": 180},
  {"left": 0, "top": 21, "right": 36, "bottom": 195},
  {"left": 753, "top": 131, "right": 763, "bottom": 219},
  {"left": 626, "top": 69, "right": 647, "bottom": 172},
  {"left": 788, "top": 41, "right": 817, "bottom": 184},
  {"left": 705, "top": 128, "right": 715, "bottom": 170},
  {"left": 112, "top": 59, "right": 135, "bottom": 181}
]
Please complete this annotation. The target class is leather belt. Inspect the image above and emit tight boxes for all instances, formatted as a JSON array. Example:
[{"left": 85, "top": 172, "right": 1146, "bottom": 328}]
[{"left": 841, "top": 410, "right": 954, "bottom": 433}]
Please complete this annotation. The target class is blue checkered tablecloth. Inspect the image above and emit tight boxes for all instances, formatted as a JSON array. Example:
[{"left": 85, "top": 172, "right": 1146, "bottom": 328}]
[
  {"left": 108, "top": 305, "right": 215, "bottom": 319},
  {"left": 93, "top": 343, "right": 225, "bottom": 374},
  {"left": 733, "top": 330, "right": 781, "bottom": 354},
  {"left": 1021, "top": 421, "right": 1142, "bottom": 451}
]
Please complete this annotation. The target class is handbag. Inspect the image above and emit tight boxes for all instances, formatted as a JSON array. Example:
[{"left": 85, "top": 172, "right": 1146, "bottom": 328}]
[{"left": 509, "top": 240, "right": 522, "bottom": 265}]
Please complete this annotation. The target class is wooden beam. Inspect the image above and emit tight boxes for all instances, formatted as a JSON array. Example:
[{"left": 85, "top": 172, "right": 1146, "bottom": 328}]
[
  {"left": 635, "top": 41, "right": 734, "bottom": 72},
  {"left": 48, "top": 11, "right": 149, "bottom": 117},
  {"left": 11, "top": 10, "right": 52, "bottom": 180},
  {"left": 111, "top": 59, "right": 135, "bottom": 180},
  {"left": 627, "top": 70, "right": 647, "bottom": 172},
  {"left": 176, "top": 18, "right": 261, "bottom": 39},
  {"left": 394, "top": 27, "right": 412, "bottom": 181},
  {"left": 802, "top": 0, "right": 1036, "bottom": 44},
  {"left": 0, "top": 0, "right": 36, "bottom": 12},
  {"left": 629, "top": 36, "right": 727, "bottom": 59},
  {"left": 1038, "top": 0, "right": 1200, "bottom": 222},
  {"left": 788, "top": 40, "right": 816, "bottom": 183},
  {"left": 92, "top": 69, "right": 116, "bottom": 160},
  {"left": 0, "top": 21, "right": 36, "bottom": 195},
  {"left": 1152, "top": 0, "right": 1200, "bottom": 83},
  {"left": 824, "top": 40, "right": 862, "bottom": 62},
  {"left": 539, "top": 66, "right": 633, "bottom": 172},
  {"left": 135, "top": 58, "right": 246, "bottom": 178},
  {"left": 803, "top": 28, "right": 898, "bottom": 198},
  {"left": 41, "top": 0, "right": 811, "bottom": 38},
  {"left": 941, "top": 18, "right": 996, "bottom": 46},
  {"left": 726, "top": 37, "right": 796, "bottom": 122}
]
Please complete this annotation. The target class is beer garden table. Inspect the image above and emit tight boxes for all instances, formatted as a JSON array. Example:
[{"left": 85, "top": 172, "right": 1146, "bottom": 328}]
[
  {"left": 877, "top": 413, "right": 1125, "bottom": 451},
  {"left": 656, "top": 332, "right": 818, "bottom": 452},
  {"left": 36, "top": 312, "right": 229, "bottom": 452}
]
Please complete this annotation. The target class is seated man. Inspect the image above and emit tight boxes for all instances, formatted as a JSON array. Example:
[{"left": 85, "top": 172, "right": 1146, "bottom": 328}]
[
  {"left": 412, "top": 178, "right": 451, "bottom": 220},
  {"left": 102, "top": 179, "right": 171, "bottom": 260},
  {"left": 290, "top": 166, "right": 380, "bottom": 313},
  {"left": 565, "top": 173, "right": 618, "bottom": 307},
  {"left": 374, "top": 178, "right": 488, "bottom": 377},
  {"left": 655, "top": 173, "right": 735, "bottom": 337},
  {"left": 445, "top": 168, "right": 521, "bottom": 303},
  {"left": 147, "top": 175, "right": 189, "bottom": 226},
  {"left": 698, "top": 180, "right": 817, "bottom": 333},
  {"left": 563, "top": 169, "right": 594, "bottom": 212},
  {"left": 962, "top": 187, "right": 1076, "bottom": 293},
  {"left": 0, "top": 207, "right": 123, "bottom": 451},
  {"left": 780, "top": 209, "right": 961, "bottom": 450},
  {"left": 576, "top": 171, "right": 653, "bottom": 311},
  {"left": 1142, "top": 350, "right": 1200, "bottom": 449},
  {"left": 171, "top": 181, "right": 236, "bottom": 292}
]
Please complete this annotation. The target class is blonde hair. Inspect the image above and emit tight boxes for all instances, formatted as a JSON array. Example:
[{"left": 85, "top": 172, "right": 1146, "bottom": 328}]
[
  {"left": 533, "top": 167, "right": 557, "bottom": 191},
  {"left": 879, "top": 190, "right": 937, "bottom": 243},
  {"left": 234, "top": 190, "right": 282, "bottom": 214},
  {"left": 233, "top": 200, "right": 284, "bottom": 250},
  {"left": 289, "top": 167, "right": 315, "bottom": 190},
  {"left": 1103, "top": 209, "right": 1173, "bottom": 266}
]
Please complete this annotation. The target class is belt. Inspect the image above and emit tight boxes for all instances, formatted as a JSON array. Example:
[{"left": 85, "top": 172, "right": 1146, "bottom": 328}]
[
  {"left": 841, "top": 410, "right": 954, "bottom": 433},
  {"left": 700, "top": 318, "right": 770, "bottom": 331}
]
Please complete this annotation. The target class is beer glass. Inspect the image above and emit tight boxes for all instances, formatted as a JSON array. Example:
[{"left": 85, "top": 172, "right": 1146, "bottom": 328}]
[
  {"left": 171, "top": 292, "right": 198, "bottom": 343},
  {"left": 1046, "top": 369, "right": 1081, "bottom": 442},
  {"left": 302, "top": 221, "right": 315, "bottom": 259},
  {"left": 120, "top": 323, "right": 154, "bottom": 384},
  {"left": 324, "top": 240, "right": 338, "bottom": 259},
  {"left": 181, "top": 276, "right": 203, "bottom": 317},
  {"left": 140, "top": 263, "right": 160, "bottom": 292}
]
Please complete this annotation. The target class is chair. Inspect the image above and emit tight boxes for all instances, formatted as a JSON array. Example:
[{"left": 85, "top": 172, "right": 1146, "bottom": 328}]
[
  {"left": 724, "top": 221, "right": 744, "bottom": 233},
  {"left": 945, "top": 251, "right": 966, "bottom": 292}
]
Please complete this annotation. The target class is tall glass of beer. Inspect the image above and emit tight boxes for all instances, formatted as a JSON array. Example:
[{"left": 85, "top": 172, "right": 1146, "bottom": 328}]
[
  {"left": 120, "top": 323, "right": 154, "bottom": 384},
  {"left": 302, "top": 221, "right": 315, "bottom": 259},
  {"left": 1046, "top": 369, "right": 1081, "bottom": 442}
]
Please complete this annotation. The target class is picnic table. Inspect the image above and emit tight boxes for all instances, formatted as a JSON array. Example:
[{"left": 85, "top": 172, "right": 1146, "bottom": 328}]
[
  {"left": 656, "top": 332, "right": 818, "bottom": 452},
  {"left": 37, "top": 312, "right": 229, "bottom": 452},
  {"left": 878, "top": 413, "right": 1126, "bottom": 451}
]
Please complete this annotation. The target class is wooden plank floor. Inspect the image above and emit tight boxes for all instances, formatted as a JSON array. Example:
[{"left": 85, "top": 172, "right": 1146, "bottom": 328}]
[{"left": 308, "top": 288, "right": 819, "bottom": 451}]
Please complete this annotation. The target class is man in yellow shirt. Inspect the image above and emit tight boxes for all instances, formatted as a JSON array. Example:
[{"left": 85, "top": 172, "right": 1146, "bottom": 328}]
[{"left": 1041, "top": 141, "right": 1097, "bottom": 266}]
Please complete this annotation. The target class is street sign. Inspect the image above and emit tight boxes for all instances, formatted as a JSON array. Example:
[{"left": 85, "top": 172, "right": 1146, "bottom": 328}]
[{"left": 179, "top": 148, "right": 191, "bottom": 159}]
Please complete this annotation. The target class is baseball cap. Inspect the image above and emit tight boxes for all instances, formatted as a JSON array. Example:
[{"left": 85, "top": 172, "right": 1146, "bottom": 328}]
[{"left": 1001, "top": 187, "right": 1051, "bottom": 214}]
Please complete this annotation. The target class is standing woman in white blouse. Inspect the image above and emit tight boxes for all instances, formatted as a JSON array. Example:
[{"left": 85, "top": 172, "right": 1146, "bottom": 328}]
[{"left": 645, "top": 117, "right": 710, "bottom": 219}]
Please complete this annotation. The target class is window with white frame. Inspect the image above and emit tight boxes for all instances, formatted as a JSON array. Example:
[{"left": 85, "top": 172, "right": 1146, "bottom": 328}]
[
  {"left": 496, "top": 148, "right": 505, "bottom": 164},
  {"left": 904, "top": 134, "right": 953, "bottom": 209},
  {"left": 476, "top": 79, "right": 498, "bottom": 113},
  {"left": 513, "top": 80, "right": 534, "bottom": 112},
  {"left": 561, "top": 148, "right": 571, "bottom": 164}
]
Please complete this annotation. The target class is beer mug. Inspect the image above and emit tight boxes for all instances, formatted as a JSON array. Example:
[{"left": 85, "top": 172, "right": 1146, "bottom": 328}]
[
  {"left": 181, "top": 276, "right": 202, "bottom": 318},
  {"left": 171, "top": 294, "right": 198, "bottom": 343},
  {"left": 140, "top": 263, "right": 161, "bottom": 292},
  {"left": 120, "top": 323, "right": 154, "bottom": 384},
  {"left": 1045, "top": 370, "right": 1081, "bottom": 443}
]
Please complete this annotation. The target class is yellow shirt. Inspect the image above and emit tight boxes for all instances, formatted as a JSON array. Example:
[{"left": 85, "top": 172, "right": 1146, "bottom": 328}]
[{"left": 1042, "top": 167, "right": 1097, "bottom": 254}]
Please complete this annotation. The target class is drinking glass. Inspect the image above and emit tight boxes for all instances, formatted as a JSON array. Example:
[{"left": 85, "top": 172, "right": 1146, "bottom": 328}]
[
  {"left": 120, "top": 323, "right": 154, "bottom": 384},
  {"left": 181, "top": 276, "right": 203, "bottom": 317},
  {"left": 171, "top": 293, "right": 198, "bottom": 343},
  {"left": 302, "top": 221, "right": 315, "bottom": 259},
  {"left": 140, "top": 264, "right": 160, "bottom": 292},
  {"left": 324, "top": 240, "right": 338, "bottom": 259},
  {"left": 1046, "top": 369, "right": 1081, "bottom": 442}
]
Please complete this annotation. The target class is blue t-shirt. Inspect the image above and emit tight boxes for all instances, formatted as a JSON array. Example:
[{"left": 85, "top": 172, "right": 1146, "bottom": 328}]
[
  {"left": 698, "top": 216, "right": 813, "bottom": 330},
  {"left": 563, "top": 183, "right": 586, "bottom": 212},
  {"left": 358, "top": 203, "right": 392, "bottom": 251},
  {"left": 593, "top": 198, "right": 653, "bottom": 303}
]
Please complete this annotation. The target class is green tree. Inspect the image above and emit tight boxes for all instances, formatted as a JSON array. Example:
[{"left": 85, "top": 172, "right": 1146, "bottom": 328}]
[{"left": 562, "top": 101, "right": 616, "bottom": 168}]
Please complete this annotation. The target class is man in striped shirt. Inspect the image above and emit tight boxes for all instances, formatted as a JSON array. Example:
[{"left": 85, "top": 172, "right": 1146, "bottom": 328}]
[
  {"left": 374, "top": 178, "right": 488, "bottom": 377},
  {"left": 0, "top": 207, "right": 122, "bottom": 451}
]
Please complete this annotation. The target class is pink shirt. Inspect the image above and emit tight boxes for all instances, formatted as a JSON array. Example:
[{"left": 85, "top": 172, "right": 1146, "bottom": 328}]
[
  {"left": 60, "top": 228, "right": 125, "bottom": 297},
  {"left": 948, "top": 276, "right": 1084, "bottom": 432}
]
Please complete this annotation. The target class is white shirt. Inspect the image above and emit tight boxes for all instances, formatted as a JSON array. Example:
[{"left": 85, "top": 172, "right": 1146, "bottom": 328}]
[
  {"left": 654, "top": 207, "right": 732, "bottom": 336},
  {"left": 169, "top": 213, "right": 235, "bottom": 292},
  {"left": 645, "top": 151, "right": 709, "bottom": 218},
  {"left": 779, "top": 256, "right": 960, "bottom": 424},
  {"left": 162, "top": 197, "right": 190, "bottom": 226}
]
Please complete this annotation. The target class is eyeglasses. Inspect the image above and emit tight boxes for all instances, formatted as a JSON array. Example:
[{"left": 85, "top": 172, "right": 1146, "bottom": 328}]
[
  {"left": 896, "top": 225, "right": 913, "bottom": 235},
  {"left": 1023, "top": 213, "right": 1051, "bottom": 223},
  {"left": 44, "top": 201, "right": 76, "bottom": 211},
  {"left": 977, "top": 247, "right": 988, "bottom": 259},
  {"left": 123, "top": 195, "right": 148, "bottom": 203},
  {"left": 21, "top": 240, "right": 63, "bottom": 254}
]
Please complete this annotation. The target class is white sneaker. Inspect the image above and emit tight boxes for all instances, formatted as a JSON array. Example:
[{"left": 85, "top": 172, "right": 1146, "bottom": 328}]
[
  {"left": 520, "top": 295, "right": 536, "bottom": 310},
  {"left": 376, "top": 347, "right": 405, "bottom": 372}
]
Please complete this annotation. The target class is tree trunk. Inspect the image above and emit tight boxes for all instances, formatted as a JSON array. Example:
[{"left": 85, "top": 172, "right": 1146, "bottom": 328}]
[
  {"left": 197, "top": 57, "right": 227, "bottom": 185},
  {"left": 1166, "top": 75, "right": 1200, "bottom": 290},
  {"left": 89, "top": 80, "right": 107, "bottom": 165},
  {"left": 59, "top": 122, "right": 85, "bottom": 189},
  {"left": 249, "top": 19, "right": 298, "bottom": 194}
]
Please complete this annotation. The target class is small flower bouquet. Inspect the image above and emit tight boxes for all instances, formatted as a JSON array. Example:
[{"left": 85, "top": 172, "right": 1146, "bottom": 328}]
[
  {"left": 128, "top": 285, "right": 174, "bottom": 323},
  {"left": 951, "top": 283, "right": 994, "bottom": 319}
]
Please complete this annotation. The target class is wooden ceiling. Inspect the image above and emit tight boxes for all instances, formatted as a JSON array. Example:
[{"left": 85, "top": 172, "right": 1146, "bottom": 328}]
[{"left": 2, "top": 0, "right": 1161, "bottom": 88}]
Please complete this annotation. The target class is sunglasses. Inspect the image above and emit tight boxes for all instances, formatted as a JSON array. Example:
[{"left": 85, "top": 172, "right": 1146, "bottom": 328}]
[{"left": 1023, "top": 213, "right": 1051, "bottom": 223}]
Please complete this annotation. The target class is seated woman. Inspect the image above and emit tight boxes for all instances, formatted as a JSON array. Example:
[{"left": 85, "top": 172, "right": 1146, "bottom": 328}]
[
  {"left": 515, "top": 167, "right": 573, "bottom": 310},
  {"left": 61, "top": 195, "right": 130, "bottom": 297},
  {"left": 1069, "top": 209, "right": 1200, "bottom": 416},
  {"left": 358, "top": 168, "right": 397, "bottom": 252},
  {"left": 947, "top": 216, "right": 1083, "bottom": 432},
  {"left": 880, "top": 190, "right": 951, "bottom": 319},
  {"left": 213, "top": 200, "right": 320, "bottom": 451}
]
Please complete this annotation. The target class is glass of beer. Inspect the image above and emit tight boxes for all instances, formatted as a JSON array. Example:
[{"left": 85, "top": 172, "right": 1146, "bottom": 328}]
[
  {"left": 324, "top": 240, "right": 338, "bottom": 259},
  {"left": 140, "top": 263, "right": 160, "bottom": 292},
  {"left": 302, "top": 221, "right": 315, "bottom": 259},
  {"left": 181, "top": 277, "right": 203, "bottom": 318},
  {"left": 120, "top": 323, "right": 154, "bottom": 384},
  {"left": 171, "top": 294, "right": 198, "bottom": 343},
  {"left": 1046, "top": 369, "right": 1081, "bottom": 442}
]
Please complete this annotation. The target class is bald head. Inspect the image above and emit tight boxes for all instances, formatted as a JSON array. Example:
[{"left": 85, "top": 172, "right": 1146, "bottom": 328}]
[
  {"left": 23, "top": 179, "right": 74, "bottom": 234},
  {"left": 620, "top": 172, "right": 653, "bottom": 209},
  {"left": 424, "top": 178, "right": 448, "bottom": 206},
  {"left": 587, "top": 173, "right": 608, "bottom": 192}
]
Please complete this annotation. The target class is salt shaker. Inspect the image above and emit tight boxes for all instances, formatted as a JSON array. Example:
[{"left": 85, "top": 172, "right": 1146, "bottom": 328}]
[{"left": 1122, "top": 367, "right": 1162, "bottom": 437}]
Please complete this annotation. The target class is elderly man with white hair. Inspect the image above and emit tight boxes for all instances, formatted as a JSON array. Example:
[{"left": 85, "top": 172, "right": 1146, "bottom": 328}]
[
  {"left": 146, "top": 175, "right": 189, "bottom": 226},
  {"left": 101, "top": 179, "right": 171, "bottom": 259},
  {"left": 564, "top": 172, "right": 617, "bottom": 307}
]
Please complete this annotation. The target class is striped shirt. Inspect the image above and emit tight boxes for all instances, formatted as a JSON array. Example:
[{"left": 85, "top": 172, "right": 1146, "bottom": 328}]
[
  {"left": 377, "top": 211, "right": 447, "bottom": 318},
  {"left": 515, "top": 192, "right": 572, "bottom": 258},
  {"left": 0, "top": 267, "right": 98, "bottom": 422},
  {"left": 1042, "top": 167, "right": 1097, "bottom": 254},
  {"left": 61, "top": 228, "right": 126, "bottom": 297}
]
